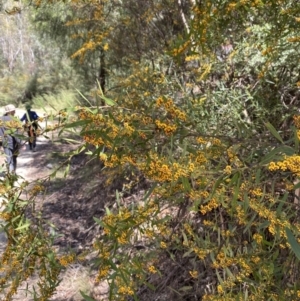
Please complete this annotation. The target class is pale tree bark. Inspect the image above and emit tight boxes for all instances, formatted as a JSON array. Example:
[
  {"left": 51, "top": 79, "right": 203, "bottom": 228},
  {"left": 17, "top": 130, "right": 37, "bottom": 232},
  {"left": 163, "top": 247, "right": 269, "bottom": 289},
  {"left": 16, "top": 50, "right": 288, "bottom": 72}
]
[
  {"left": 17, "top": 14, "right": 24, "bottom": 66},
  {"left": 177, "top": 0, "right": 190, "bottom": 34}
]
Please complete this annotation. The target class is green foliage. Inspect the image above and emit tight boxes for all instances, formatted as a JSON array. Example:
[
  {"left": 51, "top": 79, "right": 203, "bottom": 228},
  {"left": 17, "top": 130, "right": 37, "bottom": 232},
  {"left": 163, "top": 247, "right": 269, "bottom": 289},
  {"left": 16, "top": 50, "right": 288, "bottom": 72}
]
[
  {"left": 1, "top": 0, "right": 300, "bottom": 300},
  {"left": 32, "top": 89, "right": 80, "bottom": 112},
  {"left": 70, "top": 86, "right": 300, "bottom": 301},
  {"left": 0, "top": 176, "right": 62, "bottom": 300}
]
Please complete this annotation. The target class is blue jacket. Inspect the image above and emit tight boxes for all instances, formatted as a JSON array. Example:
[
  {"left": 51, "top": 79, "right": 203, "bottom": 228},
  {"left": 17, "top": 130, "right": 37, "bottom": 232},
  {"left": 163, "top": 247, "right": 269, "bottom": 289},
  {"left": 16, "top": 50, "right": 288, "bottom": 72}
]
[{"left": 21, "top": 110, "right": 39, "bottom": 123}]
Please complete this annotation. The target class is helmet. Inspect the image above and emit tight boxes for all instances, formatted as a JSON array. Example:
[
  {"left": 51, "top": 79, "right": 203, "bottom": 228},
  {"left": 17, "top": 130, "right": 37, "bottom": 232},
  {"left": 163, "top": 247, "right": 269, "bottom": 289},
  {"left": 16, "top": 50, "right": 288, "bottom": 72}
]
[{"left": 4, "top": 104, "right": 16, "bottom": 113}]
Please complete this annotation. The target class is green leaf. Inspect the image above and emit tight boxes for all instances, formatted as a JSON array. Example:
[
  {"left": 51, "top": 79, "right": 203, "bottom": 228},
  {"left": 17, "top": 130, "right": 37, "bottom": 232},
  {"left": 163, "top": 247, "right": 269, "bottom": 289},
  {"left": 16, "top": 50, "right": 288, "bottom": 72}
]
[
  {"left": 15, "top": 221, "right": 30, "bottom": 231},
  {"left": 211, "top": 175, "right": 225, "bottom": 195},
  {"left": 294, "top": 126, "right": 299, "bottom": 150},
  {"left": 293, "top": 180, "right": 300, "bottom": 190},
  {"left": 260, "top": 145, "right": 295, "bottom": 165},
  {"left": 93, "top": 217, "right": 104, "bottom": 226},
  {"left": 143, "top": 184, "right": 157, "bottom": 201},
  {"left": 265, "top": 122, "right": 284, "bottom": 144},
  {"left": 286, "top": 228, "right": 300, "bottom": 260},
  {"left": 64, "top": 119, "right": 91, "bottom": 129},
  {"left": 181, "top": 230, "right": 189, "bottom": 246},
  {"left": 181, "top": 176, "right": 191, "bottom": 192},
  {"left": 102, "top": 95, "right": 116, "bottom": 106},
  {"left": 183, "top": 249, "right": 193, "bottom": 258},
  {"left": 143, "top": 281, "right": 156, "bottom": 291},
  {"left": 80, "top": 291, "right": 97, "bottom": 301},
  {"left": 105, "top": 206, "right": 111, "bottom": 215},
  {"left": 276, "top": 193, "right": 288, "bottom": 215},
  {"left": 116, "top": 190, "right": 121, "bottom": 207},
  {"left": 76, "top": 89, "right": 93, "bottom": 106},
  {"left": 179, "top": 286, "right": 193, "bottom": 291},
  {"left": 225, "top": 267, "right": 234, "bottom": 279}
]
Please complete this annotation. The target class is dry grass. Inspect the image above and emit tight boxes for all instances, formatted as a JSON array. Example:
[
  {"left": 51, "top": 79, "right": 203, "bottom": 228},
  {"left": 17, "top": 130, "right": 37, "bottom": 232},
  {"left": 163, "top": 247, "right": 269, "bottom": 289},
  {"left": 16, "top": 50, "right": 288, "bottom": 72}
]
[{"left": 50, "top": 264, "right": 93, "bottom": 301}]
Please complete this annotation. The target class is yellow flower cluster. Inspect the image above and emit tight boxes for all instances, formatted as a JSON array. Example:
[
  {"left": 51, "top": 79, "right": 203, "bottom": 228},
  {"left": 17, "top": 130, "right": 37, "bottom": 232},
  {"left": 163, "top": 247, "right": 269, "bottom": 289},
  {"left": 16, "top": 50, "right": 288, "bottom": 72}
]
[
  {"left": 102, "top": 214, "right": 118, "bottom": 231},
  {"left": 118, "top": 285, "right": 134, "bottom": 296},
  {"left": 226, "top": 2, "right": 237, "bottom": 12},
  {"left": 117, "top": 231, "right": 129, "bottom": 245},
  {"left": 193, "top": 247, "right": 208, "bottom": 260},
  {"left": 249, "top": 199, "right": 290, "bottom": 238},
  {"left": 141, "top": 116, "right": 153, "bottom": 125},
  {"left": 250, "top": 188, "right": 263, "bottom": 197},
  {"left": 155, "top": 97, "right": 186, "bottom": 121},
  {"left": 227, "top": 146, "right": 243, "bottom": 167},
  {"left": 95, "top": 265, "right": 110, "bottom": 283},
  {"left": 59, "top": 253, "right": 76, "bottom": 267},
  {"left": 212, "top": 252, "right": 253, "bottom": 283},
  {"left": 199, "top": 198, "right": 219, "bottom": 215},
  {"left": 253, "top": 233, "right": 263, "bottom": 244},
  {"left": 160, "top": 241, "right": 167, "bottom": 249},
  {"left": 297, "top": 130, "right": 300, "bottom": 141},
  {"left": 293, "top": 115, "right": 300, "bottom": 128},
  {"left": 212, "top": 252, "right": 235, "bottom": 269},
  {"left": 172, "top": 40, "right": 190, "bottom": 56},
  {"left": 269, "top": 155, "right": 300, "bottom": 176},
  {"left": 0, "top": 212, "right": 11, "bottom": 221},
  {"left": 189, "top": 190, "right": 209, "bottom": 201},
  {"left": 236, "top": 206, "right": 247, "bottom": 225},
  {"left": 104, "top": 154, "right": 120, "bottom": 168},
  {"left": 148, "top": 161, "right": 172, "bottom": 182},
  {"left": 203, "top": 219, "right": 214, "bottom": 226},
  {"left": 155, "top": 120, "right": 177, "bottom": 135},
  {"left": 148, "top": 265, "right": 157, "bottom": 274},
  {"left": 29, "top": 184, "right": 45, "bottom": 197},
  {"left": 145, "top": 156, "right": 193, "bottom": 183},
  {"left": 99, "top": 152, "right": 107, "bottom": 161},
  {"left": 185, "top": 54, "right": 200, "bottom": 62},
  {"left": 192, "top": 151, "right": 208, "bottom": 165},
  {"left": 121, "top": 122, "right": 135, "bottom": 136},
  {"left": 196, "top": 137, "right": 207, "bottom": 144},
  {"left": 189, "top": 270, "right": 198, "bottom": 278},
  {"left": 224, "top": 165, "right": 232, "bottom": 175}
]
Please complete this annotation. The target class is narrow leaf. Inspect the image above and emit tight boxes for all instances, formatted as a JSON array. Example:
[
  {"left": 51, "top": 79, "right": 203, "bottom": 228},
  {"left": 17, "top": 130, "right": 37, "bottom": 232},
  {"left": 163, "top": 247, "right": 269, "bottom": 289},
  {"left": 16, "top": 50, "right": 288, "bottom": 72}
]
[
  {"left": 286, "top": 228, "right": 300, "bottom": 260},
  {"left": 80, "top": 291, "right": 97, "bottom": 301},
  {"left": 265, "top": 122, "right": 284, "bottom": 144}
]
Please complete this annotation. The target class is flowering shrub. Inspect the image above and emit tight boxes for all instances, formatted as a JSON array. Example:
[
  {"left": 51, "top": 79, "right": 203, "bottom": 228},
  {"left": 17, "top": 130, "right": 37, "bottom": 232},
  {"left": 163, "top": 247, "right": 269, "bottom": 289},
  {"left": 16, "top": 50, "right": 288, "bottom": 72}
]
[
  {"left": 70, "top": 86, "right": 300, "bottom": 300},
  {"left": 1, "top": 0, "right": 299, "bottom": 300}
]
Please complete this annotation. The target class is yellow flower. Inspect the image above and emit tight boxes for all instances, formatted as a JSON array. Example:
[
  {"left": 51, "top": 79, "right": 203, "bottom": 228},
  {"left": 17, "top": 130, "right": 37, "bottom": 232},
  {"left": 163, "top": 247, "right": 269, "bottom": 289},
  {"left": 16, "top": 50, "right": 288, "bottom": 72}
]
[
  {"left": 253, "top": 233, "right": 263, "bottom": 244},
  {"left": 224, "top": 165, "right": 232, "bottom": 175},
  {"left": 99, "top": 152, "right": 107, "bottom": 161},
  {"left": 160, "top": 242, "right": 167, "bottom": 249},
  {"left": 103, "top": 43, "right": 109, "bottom": 51},
  {"left": 148, "top": 265, "right": 157, "bottom": 274},
  {"left": 189, "top": 270, "right": 198, "bottom": 279},
  {"left": 217, "top": 284, "right": 224, "bottom": 294}
]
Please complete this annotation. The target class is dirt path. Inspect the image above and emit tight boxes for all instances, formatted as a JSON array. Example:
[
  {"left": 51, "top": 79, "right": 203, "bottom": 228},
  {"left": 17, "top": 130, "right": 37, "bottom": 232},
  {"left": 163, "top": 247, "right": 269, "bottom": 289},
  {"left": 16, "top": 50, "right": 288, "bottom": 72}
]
[{"left": 0, "top": 126, "right": 107, "bottom": 301}]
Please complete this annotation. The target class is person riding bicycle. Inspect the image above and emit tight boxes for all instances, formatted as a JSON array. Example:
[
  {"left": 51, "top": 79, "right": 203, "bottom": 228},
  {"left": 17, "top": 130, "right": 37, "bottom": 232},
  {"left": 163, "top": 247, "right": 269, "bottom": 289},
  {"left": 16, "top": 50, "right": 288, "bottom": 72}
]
[{"left": 20, "top": 104, "right": 39, "bottom": 152}]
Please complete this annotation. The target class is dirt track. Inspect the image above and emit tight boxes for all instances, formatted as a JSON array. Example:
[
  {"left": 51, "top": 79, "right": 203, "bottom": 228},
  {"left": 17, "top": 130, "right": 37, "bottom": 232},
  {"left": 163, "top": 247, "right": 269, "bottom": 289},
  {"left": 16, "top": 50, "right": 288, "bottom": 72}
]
[{"left": 0, "top": 116, "right": 106, "bottom": 300}]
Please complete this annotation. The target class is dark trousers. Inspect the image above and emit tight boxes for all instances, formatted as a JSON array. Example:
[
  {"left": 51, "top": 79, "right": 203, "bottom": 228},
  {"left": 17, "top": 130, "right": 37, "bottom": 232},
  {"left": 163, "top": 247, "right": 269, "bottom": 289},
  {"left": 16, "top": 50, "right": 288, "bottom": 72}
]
[{"left": 3, "top": 147, "right": 17, "bottom": 173}]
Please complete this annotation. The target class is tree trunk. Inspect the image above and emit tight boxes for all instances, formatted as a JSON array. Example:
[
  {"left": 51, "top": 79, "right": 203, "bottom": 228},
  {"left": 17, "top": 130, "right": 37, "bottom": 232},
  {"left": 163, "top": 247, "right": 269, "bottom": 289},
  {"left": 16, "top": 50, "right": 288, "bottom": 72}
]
[{"left": 99, "top": 48, "right": 106, "bottom": 94}]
